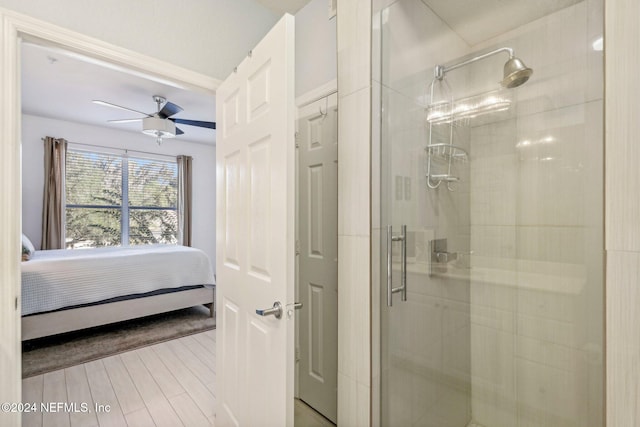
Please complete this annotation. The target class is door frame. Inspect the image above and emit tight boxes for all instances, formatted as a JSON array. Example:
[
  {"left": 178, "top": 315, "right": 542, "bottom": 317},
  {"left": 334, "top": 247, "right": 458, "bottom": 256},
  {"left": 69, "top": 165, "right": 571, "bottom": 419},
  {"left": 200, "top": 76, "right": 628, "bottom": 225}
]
[{"left": 0, "top": 7, "right": 217, "bottom": 422}]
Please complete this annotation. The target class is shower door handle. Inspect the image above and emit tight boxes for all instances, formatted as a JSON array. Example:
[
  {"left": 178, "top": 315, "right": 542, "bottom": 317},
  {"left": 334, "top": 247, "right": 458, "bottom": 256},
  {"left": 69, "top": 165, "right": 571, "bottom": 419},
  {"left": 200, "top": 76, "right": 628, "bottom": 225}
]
[{"left": 387, "top": 225, "right": 407, "bottom": 307}]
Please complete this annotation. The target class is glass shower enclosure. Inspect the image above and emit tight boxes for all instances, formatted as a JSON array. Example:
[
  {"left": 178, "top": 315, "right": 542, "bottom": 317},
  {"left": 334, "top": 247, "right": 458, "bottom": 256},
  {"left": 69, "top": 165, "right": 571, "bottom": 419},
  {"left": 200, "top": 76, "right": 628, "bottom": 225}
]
[{"left": 373, "top": 1, "right": 604, "bottom": 426}]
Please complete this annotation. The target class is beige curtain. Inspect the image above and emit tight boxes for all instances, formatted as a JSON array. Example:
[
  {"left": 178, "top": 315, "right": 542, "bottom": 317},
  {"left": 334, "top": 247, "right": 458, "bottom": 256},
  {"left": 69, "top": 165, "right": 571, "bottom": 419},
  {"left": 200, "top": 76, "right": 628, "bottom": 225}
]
[
  {"left": 41, "top": 136, "right": 67, "bottom": 250},
  {"left": 177, "top": 155, "right": 193, "bottom": 246}
]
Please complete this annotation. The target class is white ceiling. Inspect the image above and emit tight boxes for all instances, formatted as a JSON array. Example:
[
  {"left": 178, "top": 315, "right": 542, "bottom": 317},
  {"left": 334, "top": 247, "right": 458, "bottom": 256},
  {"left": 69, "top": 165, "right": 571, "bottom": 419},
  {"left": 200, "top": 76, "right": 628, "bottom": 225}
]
[
  {"left": 19, "top": 0, "right": 312, "bottom": 146},
  {"left": 254, "top": 0, "right": 311, "bottom": 15},
  {"left": 21, "top": 42, "right": 217, "bottom": 145},
  {"left": 421, "top": 0, "right": 582, "bottom": 45}
]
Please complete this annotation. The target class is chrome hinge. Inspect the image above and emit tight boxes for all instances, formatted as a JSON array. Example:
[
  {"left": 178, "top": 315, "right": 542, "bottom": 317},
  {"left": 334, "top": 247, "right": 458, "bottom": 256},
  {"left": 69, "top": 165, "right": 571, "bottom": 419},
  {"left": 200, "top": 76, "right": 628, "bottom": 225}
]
[
  {"left": 295, "top": 240, "right": 300, "bottom": 255},
  {"left": 15, "top": 297, "right": 18, "bottom": 310},
  {"left": 295, "top": 132, "right": 300, "bottom": 148}
]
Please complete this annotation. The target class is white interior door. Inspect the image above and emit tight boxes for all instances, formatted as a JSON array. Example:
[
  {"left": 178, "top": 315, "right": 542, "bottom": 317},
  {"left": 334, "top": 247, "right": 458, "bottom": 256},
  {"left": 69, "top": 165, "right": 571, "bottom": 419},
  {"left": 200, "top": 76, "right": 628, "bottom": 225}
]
[
  {"left": 297, "top": 94, "right": 338, "bottom": 423},
  {"left": 215, "top": 14, "right": 296, "bottom": 427}
]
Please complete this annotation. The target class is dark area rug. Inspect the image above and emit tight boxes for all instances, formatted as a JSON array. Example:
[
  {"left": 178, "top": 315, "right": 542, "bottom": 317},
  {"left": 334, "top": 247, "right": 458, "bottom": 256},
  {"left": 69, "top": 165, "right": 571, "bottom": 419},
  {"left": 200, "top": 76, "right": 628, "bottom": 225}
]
[{"left": 22, "top": 305, "right": 215, "bottom": 378}]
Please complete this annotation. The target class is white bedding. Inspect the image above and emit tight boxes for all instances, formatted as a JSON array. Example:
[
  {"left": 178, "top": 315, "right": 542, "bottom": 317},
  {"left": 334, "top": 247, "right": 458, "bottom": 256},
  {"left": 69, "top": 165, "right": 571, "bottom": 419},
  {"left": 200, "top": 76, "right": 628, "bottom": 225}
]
[{"left": 21, "top": 245, "right": 215, "bottom": 316}]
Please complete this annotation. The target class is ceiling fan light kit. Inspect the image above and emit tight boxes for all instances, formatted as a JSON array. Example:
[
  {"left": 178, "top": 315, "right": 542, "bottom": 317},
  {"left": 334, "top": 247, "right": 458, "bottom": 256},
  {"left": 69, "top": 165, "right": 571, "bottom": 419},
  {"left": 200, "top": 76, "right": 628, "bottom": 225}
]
[{"left": 142, "top": 116, "right": 176, "bottom": 145}]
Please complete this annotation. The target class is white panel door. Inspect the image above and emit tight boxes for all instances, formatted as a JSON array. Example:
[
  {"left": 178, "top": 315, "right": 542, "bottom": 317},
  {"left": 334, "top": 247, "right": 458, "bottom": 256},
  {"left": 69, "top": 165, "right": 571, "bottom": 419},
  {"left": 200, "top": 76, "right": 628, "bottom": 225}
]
[
  {"left": 297, "top": 94, "right": 338, "bottom": 423},
  {"left": 215, "top": 14, "right": 295, "bottom": 427}
]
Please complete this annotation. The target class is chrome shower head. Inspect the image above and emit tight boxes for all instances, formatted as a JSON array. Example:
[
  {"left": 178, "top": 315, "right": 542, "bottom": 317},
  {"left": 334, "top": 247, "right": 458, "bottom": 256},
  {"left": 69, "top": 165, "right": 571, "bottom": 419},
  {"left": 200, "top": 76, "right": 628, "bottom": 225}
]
[
  {"left": 435, "top": 47, "right": 533, "bottom": 89},
  {"left": 501, "top": 56, "right": 533, "bottom": 88}
]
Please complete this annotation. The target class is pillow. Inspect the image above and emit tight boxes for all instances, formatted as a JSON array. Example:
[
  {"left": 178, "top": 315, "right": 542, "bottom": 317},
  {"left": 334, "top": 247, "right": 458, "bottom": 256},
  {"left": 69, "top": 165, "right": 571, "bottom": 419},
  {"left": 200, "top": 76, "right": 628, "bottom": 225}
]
[{"left": 21, "top": 233, "right": 35, "bottom": 261}]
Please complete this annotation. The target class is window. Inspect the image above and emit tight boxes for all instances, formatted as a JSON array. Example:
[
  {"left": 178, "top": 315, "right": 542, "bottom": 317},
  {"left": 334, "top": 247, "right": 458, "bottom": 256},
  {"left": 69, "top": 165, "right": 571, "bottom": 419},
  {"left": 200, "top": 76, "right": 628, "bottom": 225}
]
[{"left": 65, "top": 149, "right": 178, "bottom": 248}]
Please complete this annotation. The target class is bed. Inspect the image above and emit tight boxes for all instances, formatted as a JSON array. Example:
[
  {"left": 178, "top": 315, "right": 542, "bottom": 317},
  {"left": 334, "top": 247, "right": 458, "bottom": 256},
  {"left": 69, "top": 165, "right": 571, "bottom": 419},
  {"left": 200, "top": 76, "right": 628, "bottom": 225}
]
[{"left": 21, "top": 244, "right": 215, "bottom": 340}]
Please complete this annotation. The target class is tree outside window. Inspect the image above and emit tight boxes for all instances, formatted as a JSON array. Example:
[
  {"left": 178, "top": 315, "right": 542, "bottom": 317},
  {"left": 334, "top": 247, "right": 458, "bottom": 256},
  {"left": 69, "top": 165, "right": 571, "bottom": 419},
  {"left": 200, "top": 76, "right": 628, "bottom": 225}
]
[{"left": 65, "top": 150, "right": 178, "bottom": 249}]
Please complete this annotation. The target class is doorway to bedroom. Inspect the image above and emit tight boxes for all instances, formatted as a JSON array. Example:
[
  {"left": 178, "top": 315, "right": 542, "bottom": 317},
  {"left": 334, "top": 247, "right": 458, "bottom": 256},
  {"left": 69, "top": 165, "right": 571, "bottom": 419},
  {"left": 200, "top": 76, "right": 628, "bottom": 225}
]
[
  {"left": 18, "top": 36, "right": 219, "bottom": 426},
  {"left": 16, "top": 25, "right": 341, "bottom": 427}
]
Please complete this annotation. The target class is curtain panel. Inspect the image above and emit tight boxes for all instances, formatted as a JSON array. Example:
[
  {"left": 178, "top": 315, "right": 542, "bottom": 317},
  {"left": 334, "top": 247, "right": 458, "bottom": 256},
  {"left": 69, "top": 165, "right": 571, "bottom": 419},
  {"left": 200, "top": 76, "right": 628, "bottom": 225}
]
[
  {"left": 177, "top": 155, "right": 193, "bottom": 246},
  {"left": 41, "top": 136, "right": 67, "bottom": 250}
]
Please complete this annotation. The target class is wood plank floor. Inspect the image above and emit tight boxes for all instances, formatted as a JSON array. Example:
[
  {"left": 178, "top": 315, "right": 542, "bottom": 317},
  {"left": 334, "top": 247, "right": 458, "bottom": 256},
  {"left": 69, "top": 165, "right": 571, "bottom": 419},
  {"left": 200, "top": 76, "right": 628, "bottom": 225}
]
[
  {"left": 23, "top": 330, "right": 335, "bottom": 427},
  {"left": 294, "top": 399, "right": 335, "bottom": 427},
  {"left": 22, "top": 330, "right": 217, "bottom": 427}
]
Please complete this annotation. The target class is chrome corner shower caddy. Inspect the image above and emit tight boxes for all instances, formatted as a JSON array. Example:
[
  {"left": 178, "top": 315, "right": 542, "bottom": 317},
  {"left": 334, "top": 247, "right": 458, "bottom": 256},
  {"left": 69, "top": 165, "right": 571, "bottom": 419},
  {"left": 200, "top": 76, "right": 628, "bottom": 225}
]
[{"left": 425, "top": 47, "right": 532, "bottom": 191}]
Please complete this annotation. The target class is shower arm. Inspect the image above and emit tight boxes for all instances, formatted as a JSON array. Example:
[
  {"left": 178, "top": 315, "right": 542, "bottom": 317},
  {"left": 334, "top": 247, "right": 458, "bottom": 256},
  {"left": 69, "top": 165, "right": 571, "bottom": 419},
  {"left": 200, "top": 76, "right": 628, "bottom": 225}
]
[{"left": 434, "top": 47, "right": 514, "bottom": 80}]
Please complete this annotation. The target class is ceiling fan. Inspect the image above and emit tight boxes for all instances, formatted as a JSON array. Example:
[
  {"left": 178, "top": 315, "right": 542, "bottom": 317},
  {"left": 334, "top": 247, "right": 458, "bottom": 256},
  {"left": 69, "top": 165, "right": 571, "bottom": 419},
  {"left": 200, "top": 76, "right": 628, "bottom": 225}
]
[{"left": 93, "top": 95, "right": 216, "bottom": 145}]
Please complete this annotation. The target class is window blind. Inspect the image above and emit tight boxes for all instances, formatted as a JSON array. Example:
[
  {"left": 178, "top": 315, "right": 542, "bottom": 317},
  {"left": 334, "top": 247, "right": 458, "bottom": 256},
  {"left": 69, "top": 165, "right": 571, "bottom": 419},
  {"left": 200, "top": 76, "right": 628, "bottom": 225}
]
[{"left": 65, "top": 149, "right": 178, "bottom": 248}]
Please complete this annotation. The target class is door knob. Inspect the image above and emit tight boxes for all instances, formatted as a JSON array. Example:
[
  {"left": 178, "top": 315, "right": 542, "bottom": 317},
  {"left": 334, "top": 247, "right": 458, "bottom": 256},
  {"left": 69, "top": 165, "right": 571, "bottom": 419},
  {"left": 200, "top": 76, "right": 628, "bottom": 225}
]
[{"left": 256, "top": 301, "right": 283, "bottom": 319}]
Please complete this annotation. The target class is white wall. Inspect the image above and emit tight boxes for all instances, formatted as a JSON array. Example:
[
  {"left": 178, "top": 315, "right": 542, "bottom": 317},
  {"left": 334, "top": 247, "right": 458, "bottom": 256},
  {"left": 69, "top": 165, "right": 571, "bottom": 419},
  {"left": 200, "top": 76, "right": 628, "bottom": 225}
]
[
  {"left": 295, "top": 0, "right": 336, "bottom": 97},
  {"left": 0, "top": 0, "right": 278, "bottom": 80},
  {"left": 22, "top": 114, "right": 217, "bottom": 268}
]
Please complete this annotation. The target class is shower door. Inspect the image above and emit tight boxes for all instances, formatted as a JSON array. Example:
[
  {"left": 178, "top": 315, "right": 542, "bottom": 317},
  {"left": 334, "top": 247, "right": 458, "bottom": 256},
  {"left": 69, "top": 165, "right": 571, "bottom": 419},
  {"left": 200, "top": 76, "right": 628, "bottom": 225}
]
[
  {"left": 374, "top": 1, "right": 604, "bottom": 426},
  {"left": 376, "top": 3, "right": 474, "bottom": 425},
  {"left": 378, "top": 80, "right": 473, "bottom": 427}
]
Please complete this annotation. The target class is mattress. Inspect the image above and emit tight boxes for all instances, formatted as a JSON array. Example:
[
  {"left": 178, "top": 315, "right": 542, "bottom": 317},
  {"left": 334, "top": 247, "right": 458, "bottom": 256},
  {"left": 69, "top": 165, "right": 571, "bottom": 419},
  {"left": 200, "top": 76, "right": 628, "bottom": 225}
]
[{"left": 21, "top": 245, "right": 215, "bottom": 316}]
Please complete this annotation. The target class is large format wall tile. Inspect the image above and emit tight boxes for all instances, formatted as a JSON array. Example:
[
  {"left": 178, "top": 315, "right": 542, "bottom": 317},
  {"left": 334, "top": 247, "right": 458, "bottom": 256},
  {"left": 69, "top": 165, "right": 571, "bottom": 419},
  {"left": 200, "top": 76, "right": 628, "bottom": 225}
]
[
  {"left": 337, "top": 1, "right": 372, "bottom": 424},
  {"left": 338, "top": 87, "right": 371, "bottom": 237},
  {"left": 607, "top": 250, "right": 640, "bottom": 427},
  {"left": 337, "top": 0, "right": 371, "bottom": 97}
]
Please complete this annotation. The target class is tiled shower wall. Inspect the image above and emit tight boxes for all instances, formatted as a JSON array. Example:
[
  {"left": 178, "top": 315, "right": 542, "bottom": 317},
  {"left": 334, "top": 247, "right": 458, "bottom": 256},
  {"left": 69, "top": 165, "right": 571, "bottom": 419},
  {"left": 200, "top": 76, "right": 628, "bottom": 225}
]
[{"left": 466, "top": 2, "right": 603, "bottom": 426}]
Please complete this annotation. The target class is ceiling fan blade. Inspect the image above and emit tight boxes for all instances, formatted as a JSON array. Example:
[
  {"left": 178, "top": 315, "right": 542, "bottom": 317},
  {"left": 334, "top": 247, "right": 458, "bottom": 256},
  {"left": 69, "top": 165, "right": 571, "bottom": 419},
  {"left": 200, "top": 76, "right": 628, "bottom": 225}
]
[
  {"left": 170, "top": 118, "right": 216, "bottom": 129},
  {"left": 92, "top": 100, "right": 150, "bottom": 117},
  {"left": 158, "top": 101, "right": 183, "bottom": 118},
  {"left": 108, "top": 118, "right": 143, "bottom": 124},
  {"left": 175, "top": 127, "right": 184, "bottom": 135}
]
